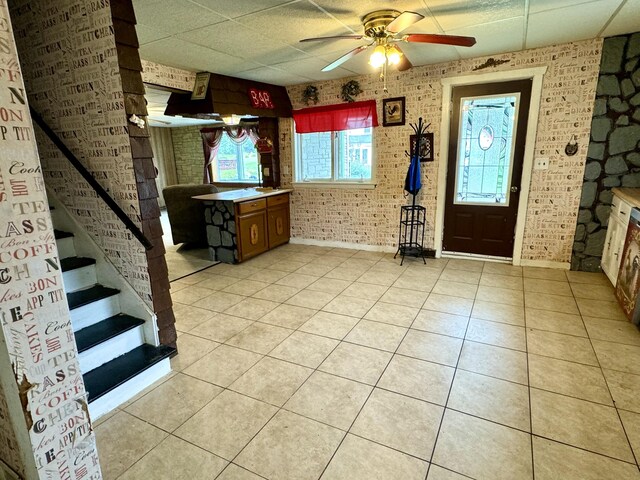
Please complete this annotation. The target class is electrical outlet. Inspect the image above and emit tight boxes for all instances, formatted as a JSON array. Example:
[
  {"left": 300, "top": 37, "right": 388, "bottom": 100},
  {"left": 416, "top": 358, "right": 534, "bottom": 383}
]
[{"left": 534, "top": 157, "right": 549, "bottom": 170}]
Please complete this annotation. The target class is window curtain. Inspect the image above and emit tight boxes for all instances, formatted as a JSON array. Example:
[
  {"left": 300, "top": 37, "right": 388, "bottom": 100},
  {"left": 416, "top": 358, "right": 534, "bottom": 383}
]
[
  {"left": 201, "top": 129, "right": 223, "bottom": 183},
  {"left": 200, "top": 124, "right": 260, "bottom": 183},
  {"left": 148, "top": 126, "right": 178, "bottom": 207},
  {"left": 292, "top": 100, "right": 378, "bottom": 134}
]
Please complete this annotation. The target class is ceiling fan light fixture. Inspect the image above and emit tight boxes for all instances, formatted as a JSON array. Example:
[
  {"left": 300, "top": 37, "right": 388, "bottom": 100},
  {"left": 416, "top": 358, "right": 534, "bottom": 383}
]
[
  {"left": 387, "top": 45, "right": 402, "bottom": 65},
  {"left": 369, "top": 44, "right": 386, "bottom": 68}
]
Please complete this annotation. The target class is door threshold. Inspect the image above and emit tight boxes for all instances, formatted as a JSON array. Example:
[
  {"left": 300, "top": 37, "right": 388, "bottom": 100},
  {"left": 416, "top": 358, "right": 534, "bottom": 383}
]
[{"left": 442, "top": 251, "right": 513, "bottom": 264}]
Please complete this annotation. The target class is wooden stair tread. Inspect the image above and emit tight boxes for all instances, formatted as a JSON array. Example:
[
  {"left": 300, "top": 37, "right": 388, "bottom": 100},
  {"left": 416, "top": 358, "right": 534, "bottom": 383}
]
[
  {"left": 67, "top": 285, "right": 119, "bottom": 310},
  {"left": 84, "top": 344, "right": 175, "bottom": 403},
  {"left": 75, "top": 314, "right": 144, "bottom": 353},
  {"left": 61, "top": 256, "right": 96, "bottom": 272},
  {"left": 54, "top": 229, "right": 73, "bottom": 239}
]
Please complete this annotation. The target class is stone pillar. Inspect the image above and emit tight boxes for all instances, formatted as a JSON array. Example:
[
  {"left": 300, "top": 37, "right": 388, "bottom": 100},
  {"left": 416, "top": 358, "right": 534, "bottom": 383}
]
[
  {"left": 572, "top": 32, "right": 640, "bottom": 271},
  {"left": 0, "top": 2, "right": 101, "bottom": 478}
]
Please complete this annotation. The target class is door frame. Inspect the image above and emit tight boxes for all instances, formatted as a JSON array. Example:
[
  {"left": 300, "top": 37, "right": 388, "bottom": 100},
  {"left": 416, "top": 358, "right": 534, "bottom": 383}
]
[{"left": 434, "top": 66, "right": 547, "bottom": 265}]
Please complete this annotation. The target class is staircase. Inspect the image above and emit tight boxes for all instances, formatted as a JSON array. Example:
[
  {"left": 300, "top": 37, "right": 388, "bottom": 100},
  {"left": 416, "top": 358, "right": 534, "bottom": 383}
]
[{"left": 51, "top": 204, "right": 174, "bottom": 420}]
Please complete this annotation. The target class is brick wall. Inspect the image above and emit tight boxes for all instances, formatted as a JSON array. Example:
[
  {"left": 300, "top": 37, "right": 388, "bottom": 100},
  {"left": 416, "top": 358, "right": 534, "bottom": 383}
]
[{"left": 171, "top": 126, "right": 204, "bottom": 184}]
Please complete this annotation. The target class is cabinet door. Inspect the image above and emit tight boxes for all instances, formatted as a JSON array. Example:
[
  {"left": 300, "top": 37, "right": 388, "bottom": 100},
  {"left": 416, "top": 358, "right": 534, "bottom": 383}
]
[
  {"left": 268, "top": 203, "right": 290, "bottom": 248},
  {"left": 238, "top": 210, "right": 269, "bottom": 261},
  {"left": 602, "top": 217, "right": 624, "bottom": 285},
  {"left": 602, "top": 217, "right": 617, "bottom": 281}
]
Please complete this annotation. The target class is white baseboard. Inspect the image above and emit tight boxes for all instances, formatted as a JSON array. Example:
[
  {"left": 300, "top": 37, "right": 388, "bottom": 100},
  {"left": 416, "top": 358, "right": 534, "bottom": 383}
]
[
  {"left": 89, "top": 359, "right": 171, "bottom": 420},
  {"left": 290, "top": 237, "right": 397, "bottom": 253},
  {"left": 79, "top": 325, "right": 145, "bottom": 373},
  {"left": 71, "top": 295, "right": 120, "bottom": 331},
  {"left": 518, "top": 259, "right": 571, "bottom": 270},
  {"left": 56, "top": 237, "right": 76, "bottom": 259},
  {"left": 62, "top": 264, "right": 97, "bottom": 292}
]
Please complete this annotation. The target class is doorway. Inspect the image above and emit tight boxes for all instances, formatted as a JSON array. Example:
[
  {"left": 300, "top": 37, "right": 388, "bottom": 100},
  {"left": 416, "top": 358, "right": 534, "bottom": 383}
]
[{"left": 442, "top": 79, "right": 532, "bottom": 258}]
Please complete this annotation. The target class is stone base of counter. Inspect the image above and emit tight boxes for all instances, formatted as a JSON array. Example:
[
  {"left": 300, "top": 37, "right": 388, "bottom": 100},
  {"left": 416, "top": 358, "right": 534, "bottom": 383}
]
[{"left": 204, "top": 200, "right": 238, "bottom": 263}]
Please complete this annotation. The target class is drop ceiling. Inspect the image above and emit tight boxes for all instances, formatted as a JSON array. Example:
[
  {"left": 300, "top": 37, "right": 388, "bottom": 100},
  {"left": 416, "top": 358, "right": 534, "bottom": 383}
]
[{"left": 134, "top": 0, "right": 639, "bottom": 88}]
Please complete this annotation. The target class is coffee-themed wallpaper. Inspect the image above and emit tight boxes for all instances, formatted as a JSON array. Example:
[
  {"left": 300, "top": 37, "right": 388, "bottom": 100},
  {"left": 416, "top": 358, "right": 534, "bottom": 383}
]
[
  {"left": 10, "top": 0, "right": 154, "bottom": 305},
  {"left": 0, "top": 2, "right": 102, "bottom": 478},
  {"left": 283, "top": 38, "right": 603, "bottom": 264}
]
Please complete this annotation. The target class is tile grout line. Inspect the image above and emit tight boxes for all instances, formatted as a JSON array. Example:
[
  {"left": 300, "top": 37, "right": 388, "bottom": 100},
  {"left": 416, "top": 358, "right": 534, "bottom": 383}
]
[
  {"left": 214, "top": 253, "right": 400, "bottom": 479},
  {"left": 523, "top": 271, "right": 535, "bottom": 480},
  {"left": 423, "top": 260, "right": 482, "bottom": 480},
  {"left": 570, "top": 269, "right": 640, "bottom": 472}
]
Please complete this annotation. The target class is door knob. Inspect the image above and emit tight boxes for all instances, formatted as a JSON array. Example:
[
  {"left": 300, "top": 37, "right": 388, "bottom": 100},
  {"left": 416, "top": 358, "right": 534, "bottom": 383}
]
[{"left": 510, "top": 186, "right": 519, "bottom": 193}]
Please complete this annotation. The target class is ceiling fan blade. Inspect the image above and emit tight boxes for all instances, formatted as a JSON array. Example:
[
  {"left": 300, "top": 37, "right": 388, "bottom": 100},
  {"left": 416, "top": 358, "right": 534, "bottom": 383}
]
[
  {"left": 404, "top": 33, "right": 476, "bottom": 47},
  {"left": 395, "top": 44, "right": 413, "bottom": 71},
  {"left": 300, "top": 35, "right": 365, "bottom": 43},
  {"left": 322, "top": 45, "right": 369, "bottom": 72},
  {"left": 386, "top": 11, "right": 424, "bottom": 33}
]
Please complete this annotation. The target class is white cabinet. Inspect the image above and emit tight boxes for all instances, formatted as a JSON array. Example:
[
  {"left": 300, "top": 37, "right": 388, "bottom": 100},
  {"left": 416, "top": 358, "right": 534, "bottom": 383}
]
[{"left": 602, "top": 193, "right": 633, "bottom": 285}]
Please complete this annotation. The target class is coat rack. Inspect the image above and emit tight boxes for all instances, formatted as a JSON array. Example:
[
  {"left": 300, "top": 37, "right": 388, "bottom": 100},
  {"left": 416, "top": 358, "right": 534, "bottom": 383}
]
[{"left": 394, "top": 117, "right": 428, "bottom": 265}]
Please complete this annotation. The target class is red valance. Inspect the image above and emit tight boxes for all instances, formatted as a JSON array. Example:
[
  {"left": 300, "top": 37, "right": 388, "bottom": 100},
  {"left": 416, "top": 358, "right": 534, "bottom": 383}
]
[{"left": 293, "top": 100, "right": 378, "bottom": 134}]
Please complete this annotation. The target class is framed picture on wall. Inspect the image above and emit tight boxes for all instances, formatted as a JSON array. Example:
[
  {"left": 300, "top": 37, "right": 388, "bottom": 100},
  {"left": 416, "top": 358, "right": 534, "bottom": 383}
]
[
  {"left": 410, "top": 132, "right": 434, "bottom": 162},
  {"left": 191, "top": 72, "right": 211, "bottom": 100},
  {"left": 382, "top": 97, "right": 405, "bottom": 126}
]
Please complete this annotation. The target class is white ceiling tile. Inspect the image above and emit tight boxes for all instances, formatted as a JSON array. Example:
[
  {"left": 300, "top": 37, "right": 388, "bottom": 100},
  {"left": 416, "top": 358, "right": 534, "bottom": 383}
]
[
  {"left": 191, "top": 0, "right": 297, "bottom": 18},
  {"left": 133, "top": 0, "right": 226, "bottom": 35},
  {"left": 528, "top": 0, "right": 602, "bottom": 14},
  {"left": 397, "top": 41, "right": 462, "bottom": 66},
  {"left": 428, "top": 0, "right": 526, "bottom": 31},
  {"left": 236, "top": 66, "right": 312, "bottom": 85},
  {"left": 140, "top": 37, "right": 261, "bottom": 74},
  {"left": 135, "top": 24, "right": 170, "bottom": 45},
  {"left": 235, "top": 2, "right": 353, "bottom": 45},
  {"left": 448, "top": 16, "right": 524, "bottom": 58},
  {"left": 312, "top": 0, "right": 431, "bottom": 31},
  {"left": 602, "top": 0, "right": 640, "bottom": 36},
  {"left": 525, "top": 0, "right": 619, "bottom": 48},
  {"left": 176, "top": 20, "right": 306, "bottom": 65},
  {"left": 271, "top": 56, "right": 357, "bottom": 80}
]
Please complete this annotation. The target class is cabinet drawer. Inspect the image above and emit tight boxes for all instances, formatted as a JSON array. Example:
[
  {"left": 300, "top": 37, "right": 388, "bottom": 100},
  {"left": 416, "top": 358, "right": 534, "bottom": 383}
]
[
  {"left": 267, "top": 193, "right": 289, "bottom": 207},
  {"left": 238, "top": 198, "right": 266, "bottom": 215},
  {"left": 612, "top": 195, "right": 632, "bottom": 225}
]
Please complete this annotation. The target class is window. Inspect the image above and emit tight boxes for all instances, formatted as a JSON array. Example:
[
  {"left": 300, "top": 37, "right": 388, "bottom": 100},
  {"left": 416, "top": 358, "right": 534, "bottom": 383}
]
[
  {"left": 211, "top": 133, "right": 259, "bottom": 182},
  {"left": 295, "top": 127, "right": 373, "bottom": 183}
]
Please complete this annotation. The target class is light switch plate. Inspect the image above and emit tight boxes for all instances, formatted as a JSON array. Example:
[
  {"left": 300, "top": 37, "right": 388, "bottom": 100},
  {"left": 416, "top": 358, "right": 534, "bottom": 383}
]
[{"left": 534, "top": 157, "right": 549, "bottom": 170}]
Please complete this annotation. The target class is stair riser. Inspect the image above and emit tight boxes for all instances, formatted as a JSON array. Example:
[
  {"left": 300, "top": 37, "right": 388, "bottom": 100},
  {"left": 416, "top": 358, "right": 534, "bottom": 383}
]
[
  {"left": 62, "top": 265, "right": 97, "bottom": 292},
  {"left": 78, "top": 326, "right": 145, "bottom": 373},
  {"left": 88, "top": 359, "right": 171, "bottom": 420},
  {"left": 71, "top": 296, "right": 120, "bottom": 331},
  {"left": 56, "top": 237, "right": 76, "bottom": 259}
]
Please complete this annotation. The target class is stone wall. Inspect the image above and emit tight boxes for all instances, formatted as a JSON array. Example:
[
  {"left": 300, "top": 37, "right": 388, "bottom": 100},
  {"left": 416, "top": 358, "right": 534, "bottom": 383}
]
[
  {"left": 171, "top": 126, "right": 204, "bottom": 184},
  {"left": 204, "top": 200, "right": 238, "bottom": 263},
  {"left": 572, "top": 32, "right": 640, "bottom": 271},
  {"left": 283, "top": 38, "right": 602, "bottom": 263}
]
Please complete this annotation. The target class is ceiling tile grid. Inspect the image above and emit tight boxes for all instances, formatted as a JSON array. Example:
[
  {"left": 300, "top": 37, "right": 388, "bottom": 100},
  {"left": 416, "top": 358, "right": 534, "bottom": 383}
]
[{"left": 133, "top": 0, "right": 636, "bottom": 86}]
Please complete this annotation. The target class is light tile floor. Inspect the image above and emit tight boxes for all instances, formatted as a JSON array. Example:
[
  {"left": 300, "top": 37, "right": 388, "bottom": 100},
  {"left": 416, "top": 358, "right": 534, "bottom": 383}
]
[{"left": 95, "top": 244, "right": 640, "bottom": 479}]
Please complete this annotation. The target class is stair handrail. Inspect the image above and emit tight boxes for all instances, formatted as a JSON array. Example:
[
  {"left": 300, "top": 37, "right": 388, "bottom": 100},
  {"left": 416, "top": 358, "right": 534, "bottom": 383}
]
[{"left": 29, "top": 107, "right": 154, "bottom": 250}]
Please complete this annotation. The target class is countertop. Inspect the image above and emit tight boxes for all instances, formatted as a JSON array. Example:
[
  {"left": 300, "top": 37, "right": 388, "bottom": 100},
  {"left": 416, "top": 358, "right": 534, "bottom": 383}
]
[
  {"left": 613, "top": 188, "right": 640, "bottom": 209},
  {"left": 193, "top": 187, "right": 293, "bottom": 203}
]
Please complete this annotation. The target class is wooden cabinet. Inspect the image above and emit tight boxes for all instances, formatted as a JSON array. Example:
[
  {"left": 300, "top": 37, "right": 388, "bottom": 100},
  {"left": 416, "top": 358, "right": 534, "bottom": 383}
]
[
  {"left": 267, "top": 194, "right": 290, "bottom": 249},
  {"left": 238, "top": 210, "right": 269, "bottom": 261},
  {"left": 236, "top": 192, "right": 290, "bottom": 262},
  {"left": 268, "top": 204, "right": 290, "bottom": 248}
]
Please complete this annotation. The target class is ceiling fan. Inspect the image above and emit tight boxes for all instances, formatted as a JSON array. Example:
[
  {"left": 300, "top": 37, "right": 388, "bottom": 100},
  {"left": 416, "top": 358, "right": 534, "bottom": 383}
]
[{"left": 300, "top": 9, "right": 476, "bottom": 73}]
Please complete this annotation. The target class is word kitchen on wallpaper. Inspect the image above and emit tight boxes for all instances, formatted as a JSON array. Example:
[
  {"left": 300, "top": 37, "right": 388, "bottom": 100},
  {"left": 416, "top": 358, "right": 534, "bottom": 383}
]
[{"left": 0, "top": 1, "right": 102, "bottom": 478}]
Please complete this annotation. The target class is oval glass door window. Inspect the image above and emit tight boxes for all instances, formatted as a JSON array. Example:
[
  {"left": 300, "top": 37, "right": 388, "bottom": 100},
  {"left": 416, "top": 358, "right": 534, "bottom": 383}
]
[{"left": 478, "top": 126, "right": 494, "bottom": 150}]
